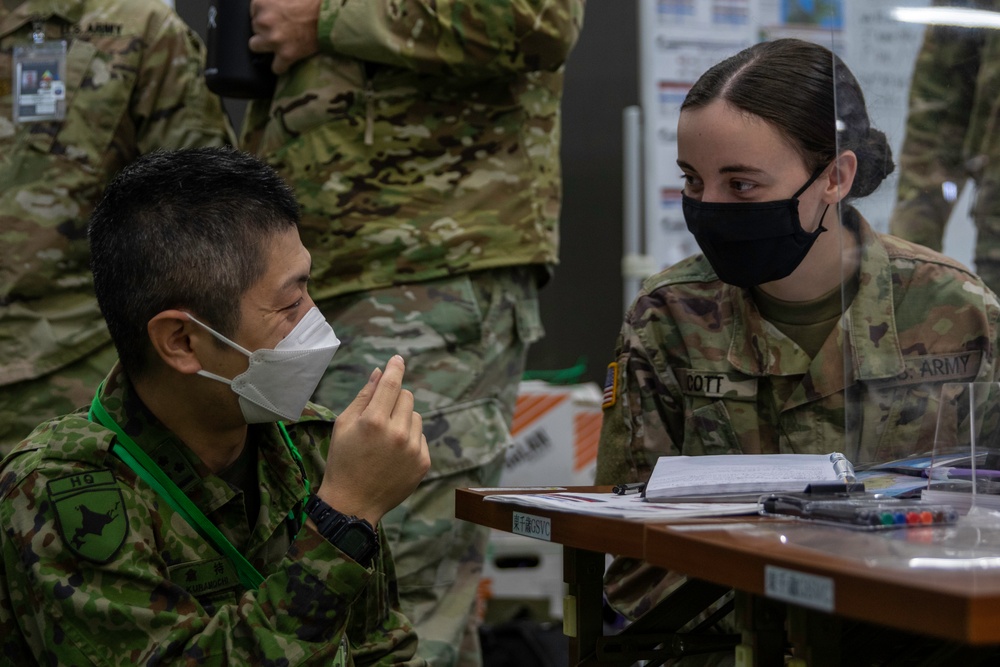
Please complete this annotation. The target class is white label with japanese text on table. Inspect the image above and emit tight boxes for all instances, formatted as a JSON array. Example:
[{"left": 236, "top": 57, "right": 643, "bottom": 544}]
[
  {"left": 764, "top": 565, "right": 834, "bottom": 612},
  {"left": 512, "top": 511, "right": 552, "bottom": 541}
]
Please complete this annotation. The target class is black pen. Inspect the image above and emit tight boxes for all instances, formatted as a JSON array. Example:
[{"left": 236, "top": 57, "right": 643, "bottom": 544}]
[{"left": 612, "top": 482, "right": 646, "bottom": 496}]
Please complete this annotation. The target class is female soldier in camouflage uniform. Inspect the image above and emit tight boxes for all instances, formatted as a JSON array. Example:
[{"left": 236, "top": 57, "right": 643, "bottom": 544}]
[{"left": 595, "top": 38, "right": 1000, "bottom": 665}]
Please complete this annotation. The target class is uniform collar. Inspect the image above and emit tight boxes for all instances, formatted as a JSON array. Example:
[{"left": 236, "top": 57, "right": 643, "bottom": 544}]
[
  {"left": 99, "top": 364, "right": 230, "bottom": 512},
  {"left": 97, "top": 364, "right": 309, "bottom": 533},
  {"left": 727, "top": 211, "right": 904, "bottom": 392},
  {"left": 840, "top": 212, "right": 906, "bottom": 382}
]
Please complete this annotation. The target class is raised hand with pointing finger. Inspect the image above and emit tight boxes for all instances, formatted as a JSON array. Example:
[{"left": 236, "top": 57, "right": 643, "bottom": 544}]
[{"left": 318, "top": 355, "right": 430, "bottom": 529}]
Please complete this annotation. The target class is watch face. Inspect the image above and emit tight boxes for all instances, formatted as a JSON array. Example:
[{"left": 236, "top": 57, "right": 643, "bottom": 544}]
[{"left": 340, "top": 524, "right": 374, "bottom": 556}]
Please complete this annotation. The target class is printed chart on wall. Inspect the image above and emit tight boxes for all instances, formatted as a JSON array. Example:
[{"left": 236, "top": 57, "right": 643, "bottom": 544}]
[{"left": 637, "top": 0, "right": 933, "bottom": 275}]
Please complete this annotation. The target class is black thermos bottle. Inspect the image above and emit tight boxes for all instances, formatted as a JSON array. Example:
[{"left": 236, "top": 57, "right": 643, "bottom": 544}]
[{"left": 205, "top": 0, "right": 276, "bottom": 99}]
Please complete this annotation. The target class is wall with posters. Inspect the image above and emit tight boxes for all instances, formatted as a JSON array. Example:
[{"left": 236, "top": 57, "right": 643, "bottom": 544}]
[{"left": 634, "top": 0, "right": 976, "bottom": 303}]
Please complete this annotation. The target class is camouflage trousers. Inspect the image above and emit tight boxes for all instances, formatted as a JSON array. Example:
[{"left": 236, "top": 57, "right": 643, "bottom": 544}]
[
  {"left": 313, "top": 266, "right": 544, "bottom": 667},
  {"left": 0, "top": 342, "right": 118, "bottom": 459}
]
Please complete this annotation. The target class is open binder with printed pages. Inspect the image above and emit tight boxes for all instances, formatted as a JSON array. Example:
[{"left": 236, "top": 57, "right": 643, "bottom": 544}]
[{"left": 643, "top": 453, "right": 856, "bottom": 503}]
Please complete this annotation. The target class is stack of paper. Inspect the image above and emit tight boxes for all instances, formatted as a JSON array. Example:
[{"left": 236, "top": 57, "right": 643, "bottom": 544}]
[
  {"left": 643, "top": 453, "right": 855, "bottom": 502},
  {"left": 481, "top": 491, "right": 757, "bottom": 520}
]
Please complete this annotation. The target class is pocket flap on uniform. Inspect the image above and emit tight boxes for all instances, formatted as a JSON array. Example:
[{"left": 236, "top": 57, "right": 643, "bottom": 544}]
[{"left": 421, "top": 397, "right": 510, "bottom": 480}]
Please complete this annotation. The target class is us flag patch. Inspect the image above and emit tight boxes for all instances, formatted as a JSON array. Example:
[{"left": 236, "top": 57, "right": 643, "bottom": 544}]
[{"left": 602, "top": 362, "right": 618, "bottom": 409}]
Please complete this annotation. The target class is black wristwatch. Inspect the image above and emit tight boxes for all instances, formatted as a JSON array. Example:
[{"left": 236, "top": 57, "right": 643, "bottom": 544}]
[{"left": 304, "top": 495, "right": 379, "bottom": 569}]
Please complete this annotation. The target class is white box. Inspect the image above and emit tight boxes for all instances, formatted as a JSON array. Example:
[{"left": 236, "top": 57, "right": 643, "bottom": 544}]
[
  {"left": 479, "top": 532, "right": 565, "bottom": 621},
  {"left": 500, "top": 380, "right": 603, "bottom": 488}
]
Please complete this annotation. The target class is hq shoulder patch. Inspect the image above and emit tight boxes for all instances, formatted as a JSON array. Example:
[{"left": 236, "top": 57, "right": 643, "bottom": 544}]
[{"left": 48, "top": 469, "right": 128, "bottom": 564}]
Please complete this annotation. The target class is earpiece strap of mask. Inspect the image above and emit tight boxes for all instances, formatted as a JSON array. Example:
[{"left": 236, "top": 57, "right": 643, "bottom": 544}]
[
  {"left": 88, "top": 384, "right": 265, "bottom": 590},
  {"left": 792, "top": 162, "right": 831, "bottom": 199}
]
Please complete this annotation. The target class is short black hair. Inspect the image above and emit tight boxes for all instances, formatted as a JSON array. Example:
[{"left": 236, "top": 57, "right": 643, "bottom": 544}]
[{"left": 88, "top": 147, "right": 300, "bottom": 377}]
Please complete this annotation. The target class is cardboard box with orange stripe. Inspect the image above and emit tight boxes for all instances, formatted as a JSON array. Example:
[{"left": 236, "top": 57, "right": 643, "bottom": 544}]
[{"left": 501, "top": 380, "right": 603, "bottom": 488}]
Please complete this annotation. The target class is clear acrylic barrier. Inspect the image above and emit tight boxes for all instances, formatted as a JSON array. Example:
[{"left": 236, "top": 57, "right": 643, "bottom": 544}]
[
  {"left": 622, "top": 7, "right": 1000, "bottom": 646},
  {"left": 835, "top": 2, "right": 1000, "bottom": 470},
  {"left": 923, "top": 382, "right": 1000, "bottom": 521},
  {"left": 633, "top": 0, "right": 1000, "bottom": 623},
  {"left": 646, "top": 1, "right": 1000, "bottom": 471}
]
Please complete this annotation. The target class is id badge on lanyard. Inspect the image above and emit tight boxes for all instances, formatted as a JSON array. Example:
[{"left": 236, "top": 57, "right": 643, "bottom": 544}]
[{"left": 12, "top": 21, "right": 67, "bottom": 123}]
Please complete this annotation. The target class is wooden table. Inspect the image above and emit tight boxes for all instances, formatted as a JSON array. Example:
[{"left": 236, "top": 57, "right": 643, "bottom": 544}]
[
  {"left": 457, "top": 487, "right": 739, "bottom": 665},
  {"left": 457, "top": 486, "right": 1000, "bottom": 666},
  {"left": 645, "top": 519, "right": 1000, "bottom": 665}
]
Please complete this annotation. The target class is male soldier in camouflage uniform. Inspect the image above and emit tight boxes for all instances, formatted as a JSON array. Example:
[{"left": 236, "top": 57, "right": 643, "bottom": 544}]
[
  {"left": 242, "top": 2, "right": 586, "bottom": 664},
  {"left": 890, "top": 0, "right": 1000, "bottom": 294},
  {"left": 0, "top": 147, "right": 430, "bottom": 665},
  {"left": 0, "top": 0, "right": 235, "bottom": 456}
]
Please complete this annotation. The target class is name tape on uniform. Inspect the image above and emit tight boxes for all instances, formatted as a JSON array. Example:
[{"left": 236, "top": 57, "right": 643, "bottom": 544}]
[
  {"left": 892, "top": 351, "right": 981, "bottom": 386},
  {"left": 676, "top": 369, "right": 757, "bottom": 399}
]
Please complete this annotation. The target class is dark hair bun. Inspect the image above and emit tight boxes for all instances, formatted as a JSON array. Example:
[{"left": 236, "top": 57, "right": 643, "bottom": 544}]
[{"left": 849, "top": 127, "right": 895, "bottom": 199}]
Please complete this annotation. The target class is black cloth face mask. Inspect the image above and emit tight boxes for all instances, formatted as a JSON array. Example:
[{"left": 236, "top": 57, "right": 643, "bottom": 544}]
[{"left": 683, "top": 164, "right": 829, "bottom": 288}]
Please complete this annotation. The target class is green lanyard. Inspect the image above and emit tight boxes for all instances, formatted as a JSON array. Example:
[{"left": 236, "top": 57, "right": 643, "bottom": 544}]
[{"left": 88, "top": 386, "right": 310, "bottom": 590}]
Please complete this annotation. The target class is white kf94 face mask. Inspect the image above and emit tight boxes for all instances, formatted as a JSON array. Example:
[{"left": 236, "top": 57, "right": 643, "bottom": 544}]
[{"left": 188, "top": 307, "right": 340, "bottom": 423}]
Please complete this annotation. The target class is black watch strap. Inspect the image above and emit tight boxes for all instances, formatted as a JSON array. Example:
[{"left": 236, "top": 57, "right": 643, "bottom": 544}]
[{"left": 304, "top": 495, "right": 379, "bottom": 569}]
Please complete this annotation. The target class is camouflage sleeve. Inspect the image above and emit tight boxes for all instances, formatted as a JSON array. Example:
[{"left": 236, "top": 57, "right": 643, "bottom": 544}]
[
  {"left": 889, "top": 4, "right": 983, "bottom": 251},
  {"left": 316, "top": 0, "right": 585, "bottom": 78},
  {"left": 0, "top": 466, "right": 414, "bottom": 666},
  {"left": 127, "top": 6, "right": 236, "bottom": 159},
  {"left": 594, "top": 293, "right": 685, "bottom": 487},
  {"left": 595, "top": 301, "right": 691, "bottom": 622},
  {"left": 296, "top": 415, "right": 422, "bottom": 667},
  {"left": 595, "top": 341, "right": 636, "bottom": 486},
  {"left": 0, "top": 538, "right": 32, "bottom": 663},
  {"left": 348, "top": 534, "right": 422, "bottom": 666}
]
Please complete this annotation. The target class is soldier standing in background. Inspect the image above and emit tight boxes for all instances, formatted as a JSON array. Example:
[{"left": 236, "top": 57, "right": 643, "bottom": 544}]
[
  {"left": 890, "top": 0, "right": 1000, "bottom": 294},
  {"left": 243, "top": 1, "right": 585, "bottom": 664},
  {"left": 0, "top": 0, "right": 235, "bottom": 456}
]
